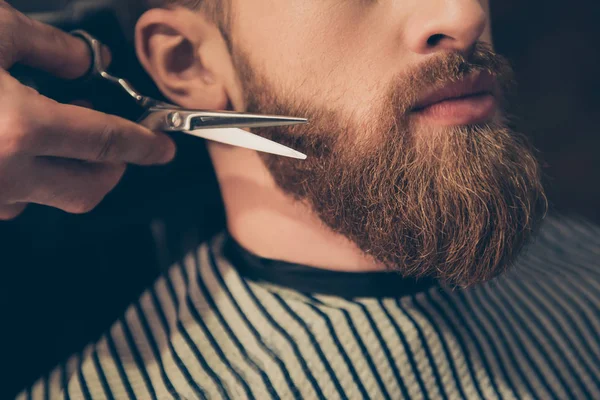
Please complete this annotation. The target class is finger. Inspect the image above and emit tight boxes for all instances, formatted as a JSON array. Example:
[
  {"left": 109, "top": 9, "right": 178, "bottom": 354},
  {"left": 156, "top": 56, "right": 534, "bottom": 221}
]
[
  {"left": 24, "top": 157, "right": 126, "bottom": 214},
  {"left": 0, "top": 4, "right": 110, "bottom": 77},
  {"left": 25, "top": 99, "right": 176, "bottom": 165},
  {"left": 0, "top": 203, "right": 27, "bottom": 220}
]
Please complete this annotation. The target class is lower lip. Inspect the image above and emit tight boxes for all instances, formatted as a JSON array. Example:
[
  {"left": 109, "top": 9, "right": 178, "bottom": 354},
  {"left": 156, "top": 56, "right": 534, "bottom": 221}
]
[{"left": 411, "top": 93, "right": 497, "bottom": 126}]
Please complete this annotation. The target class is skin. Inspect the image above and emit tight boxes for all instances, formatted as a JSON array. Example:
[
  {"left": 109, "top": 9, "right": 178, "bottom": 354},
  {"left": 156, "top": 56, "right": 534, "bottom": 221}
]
[
  {"left": 0, "top": 1, "right": 175, "bottom": 220},
  {"left": 135, "top": 0, "right": 499, "bottom": 272}
]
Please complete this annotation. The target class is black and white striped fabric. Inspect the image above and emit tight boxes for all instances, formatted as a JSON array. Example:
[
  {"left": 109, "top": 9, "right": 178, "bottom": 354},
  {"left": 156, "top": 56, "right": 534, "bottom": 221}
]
[{"left": 19, "top": 215, "right": 600, "bottom": 399}]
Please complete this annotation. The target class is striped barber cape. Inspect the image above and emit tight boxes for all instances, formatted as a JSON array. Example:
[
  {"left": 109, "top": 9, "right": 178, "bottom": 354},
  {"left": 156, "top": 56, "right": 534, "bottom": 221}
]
[{"left": 18, "top": 214, "right": 600, "bottom": 399}]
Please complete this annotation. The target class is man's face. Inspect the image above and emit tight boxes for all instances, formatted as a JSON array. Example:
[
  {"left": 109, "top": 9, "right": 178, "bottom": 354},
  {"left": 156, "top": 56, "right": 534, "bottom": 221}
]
[{"left": 217, "top": 0, "right": 546, "bottom": 286}]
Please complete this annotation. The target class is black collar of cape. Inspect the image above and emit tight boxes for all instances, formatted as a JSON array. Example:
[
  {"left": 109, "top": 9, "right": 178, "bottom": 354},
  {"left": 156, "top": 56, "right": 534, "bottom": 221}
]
[{"left": 222, "top": 233, "right": 438, "bottom": 299}]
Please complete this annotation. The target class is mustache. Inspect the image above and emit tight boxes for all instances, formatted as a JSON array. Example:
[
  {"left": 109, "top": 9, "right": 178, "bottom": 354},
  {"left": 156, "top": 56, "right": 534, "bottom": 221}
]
[{"left": 393, "top": 42, "right": 515, "bottom": 112}]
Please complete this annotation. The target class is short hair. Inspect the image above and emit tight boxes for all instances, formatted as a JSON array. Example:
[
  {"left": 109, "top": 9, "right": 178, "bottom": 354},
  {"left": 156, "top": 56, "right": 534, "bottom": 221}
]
[
  {"left": 145, "top": 0, "right": 203, "bottom": 9},
  {"left": 144, "top": 0, "right": 223, "bottom": 19},
  {"left": 144, "top": 0, "right": 231, "bottom": 47}
]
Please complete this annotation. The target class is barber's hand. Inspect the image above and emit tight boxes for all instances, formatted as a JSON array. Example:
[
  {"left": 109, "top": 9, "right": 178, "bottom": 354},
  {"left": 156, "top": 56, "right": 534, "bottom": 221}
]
[{"left": 0, "top": 2, "right": 176, "bottom": 220}]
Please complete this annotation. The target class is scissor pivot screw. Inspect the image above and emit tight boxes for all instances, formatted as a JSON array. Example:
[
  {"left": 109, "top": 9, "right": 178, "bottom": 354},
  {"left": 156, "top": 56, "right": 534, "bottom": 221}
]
[{"left": 168, "top": 112, "right": 183, "bottom": 129}]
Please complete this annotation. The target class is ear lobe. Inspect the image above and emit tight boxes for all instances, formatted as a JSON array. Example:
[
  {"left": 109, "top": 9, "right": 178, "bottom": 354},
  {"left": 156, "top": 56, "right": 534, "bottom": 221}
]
[{"left": 135, "top": 8, "right": 230, "bottom": 110}]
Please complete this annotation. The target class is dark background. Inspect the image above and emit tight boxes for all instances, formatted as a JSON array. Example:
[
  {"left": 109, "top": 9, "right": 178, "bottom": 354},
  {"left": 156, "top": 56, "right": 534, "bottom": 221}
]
[{"left": 1, "top": 0, "right": 599, "bottom": 397}]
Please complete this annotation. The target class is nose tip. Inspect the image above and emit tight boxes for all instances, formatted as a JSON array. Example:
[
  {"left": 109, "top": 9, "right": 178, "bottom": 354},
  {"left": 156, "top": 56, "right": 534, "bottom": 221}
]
[{"left": 406, "top": 1, "right": 487, "bottom": 55}]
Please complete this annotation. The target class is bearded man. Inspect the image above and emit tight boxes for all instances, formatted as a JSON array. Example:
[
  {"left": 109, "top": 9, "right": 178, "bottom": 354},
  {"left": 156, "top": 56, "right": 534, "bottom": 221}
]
[{"left": 17, "top": 0, "right": 600, "bottom": 398}]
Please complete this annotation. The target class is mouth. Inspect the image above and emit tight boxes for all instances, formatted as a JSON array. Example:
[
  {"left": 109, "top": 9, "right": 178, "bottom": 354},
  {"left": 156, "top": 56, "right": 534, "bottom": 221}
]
[{"left": 410, "top": 71, "right": 498, "bottom": 126}]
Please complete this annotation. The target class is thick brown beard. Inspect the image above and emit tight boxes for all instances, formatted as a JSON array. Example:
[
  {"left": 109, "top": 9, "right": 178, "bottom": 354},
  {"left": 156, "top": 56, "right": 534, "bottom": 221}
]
[{"left": 232, "top": 43, "right": 548, "bottom": 287}]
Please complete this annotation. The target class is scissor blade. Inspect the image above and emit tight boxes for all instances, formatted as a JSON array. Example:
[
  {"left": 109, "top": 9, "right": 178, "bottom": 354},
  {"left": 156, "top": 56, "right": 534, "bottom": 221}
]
[
  {"left": 189, "top": 112, "right": 307, "bottom": 130},
  {"left": 183, "top": 127, "right": 307, "bottom": 160},
  {"left": 138, "top": 108, "right": 307, "bottom": 131}
]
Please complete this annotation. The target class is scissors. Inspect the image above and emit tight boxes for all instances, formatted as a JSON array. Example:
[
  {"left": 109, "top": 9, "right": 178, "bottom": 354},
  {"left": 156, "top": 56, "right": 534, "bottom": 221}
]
[{"left": 70, "top": 30, "right": 307, "bottom": 160}]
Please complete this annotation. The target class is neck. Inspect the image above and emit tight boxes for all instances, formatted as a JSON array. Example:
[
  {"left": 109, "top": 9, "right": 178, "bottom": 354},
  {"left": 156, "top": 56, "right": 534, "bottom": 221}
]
[{"left": 208, "top": 142, "right": 383, "bottom": 272}]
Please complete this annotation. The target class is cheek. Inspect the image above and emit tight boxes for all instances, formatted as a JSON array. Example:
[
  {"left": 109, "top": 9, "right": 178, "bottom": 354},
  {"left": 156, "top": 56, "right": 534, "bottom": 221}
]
[
  {"left": 481, "top": 0, "right": 493, "bottom": 43},
  {"left": 231, "top": 0, "right": 395, "bottom": 118},
  {"left": 232, "top": 0, "right": 337, "bottom": 77}
]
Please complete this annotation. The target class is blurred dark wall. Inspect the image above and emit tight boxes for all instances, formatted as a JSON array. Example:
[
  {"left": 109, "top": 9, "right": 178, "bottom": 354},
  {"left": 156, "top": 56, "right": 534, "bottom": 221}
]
[{"left": 492, "top": 0, "right": 600, "bottom": 223}]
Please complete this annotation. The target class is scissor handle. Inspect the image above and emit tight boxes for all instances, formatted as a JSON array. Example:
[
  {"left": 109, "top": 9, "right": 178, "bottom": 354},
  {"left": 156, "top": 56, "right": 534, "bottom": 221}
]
[
  {"left": 70, "top": 29, "right": 168, "bottom": 109},
  {"left": 69, "top": 30, "right": 107, "bottom": 79}
]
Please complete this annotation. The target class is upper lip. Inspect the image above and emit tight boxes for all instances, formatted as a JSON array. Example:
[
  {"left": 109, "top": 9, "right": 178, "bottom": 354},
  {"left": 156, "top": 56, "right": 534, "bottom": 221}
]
[{"left": 411, "top": 71, "right": 496, "bottom": 111}]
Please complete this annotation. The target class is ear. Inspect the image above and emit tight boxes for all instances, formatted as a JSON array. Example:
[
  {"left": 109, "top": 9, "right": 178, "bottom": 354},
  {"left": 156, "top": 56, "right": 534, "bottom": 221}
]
[{"left": 135, "top": 7, "right": 235, "bottom": 110}]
